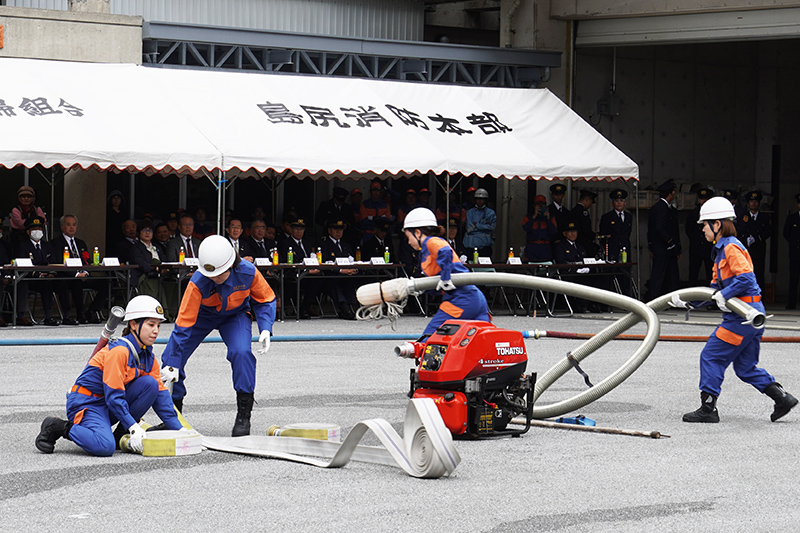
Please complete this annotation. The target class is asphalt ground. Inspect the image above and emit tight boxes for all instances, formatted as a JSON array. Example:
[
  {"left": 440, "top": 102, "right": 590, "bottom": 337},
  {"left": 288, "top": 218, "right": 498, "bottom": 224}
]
[{"left": 2, "top": 306, "right": 799, "bottom": 532}]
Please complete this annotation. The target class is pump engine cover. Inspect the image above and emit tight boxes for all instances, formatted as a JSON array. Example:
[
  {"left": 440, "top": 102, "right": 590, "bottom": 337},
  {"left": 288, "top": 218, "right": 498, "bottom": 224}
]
[{"left": 411, "top": 389, "right": 469, "bottom": 435}]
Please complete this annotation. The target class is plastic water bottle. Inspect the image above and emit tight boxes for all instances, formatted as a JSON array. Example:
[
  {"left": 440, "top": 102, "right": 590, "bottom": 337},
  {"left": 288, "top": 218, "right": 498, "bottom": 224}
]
[
  {"left": 316, "top": 247, "right": 322, "bottom": 263},
  {"left": 621, "top": 247, "right": 628, "bottom": 263},
  {"left": 508, "top": 247, "right": 514, "bottom": 258},
  {"left": 384, "top": 246, "right": 390, "bottom": 263},
  {"left": 356, "top": 247, "right": 361, "bottom": 262},
  {"left": 179, "top": 246, "right": 185, "bottom": 262},
  {"left": 287, "top": 247, "right": 294, "bottom": 264},
  {"left": 272, "top": 248, "right": 278, "bottom": 265},
  {"left": 473, "top": 248, "right": 479, "bottom": 263},
  {"left": 93, "top": 247, "right": 100, "bottom": 265},
  {"left": 63, "top": 247, "right": 69, "bottom": 264}
]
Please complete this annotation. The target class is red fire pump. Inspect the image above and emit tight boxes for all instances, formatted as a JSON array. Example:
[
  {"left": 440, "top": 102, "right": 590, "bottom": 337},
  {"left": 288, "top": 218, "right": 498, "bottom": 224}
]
[{"left": 398, "top": 320, "right": 535, "bottom": 438}]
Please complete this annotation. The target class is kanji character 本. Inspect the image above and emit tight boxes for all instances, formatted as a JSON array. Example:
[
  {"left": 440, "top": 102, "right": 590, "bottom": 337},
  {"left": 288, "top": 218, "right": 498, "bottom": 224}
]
[
  {"left": 300, "top": 105, "right": 350, "bottom": 128},
  {"left": 58, "top": 99, "right": 84, "bottom": 117},
  {"left": 18, "top": 97, "right": 62, "bottom": 116},
  {"left": 466, "top": 112, "right": 513, "bottom": 135},
  {"left": 257, "top": 102, "right": 304, "bottom": 124},
  {"left": 340, "top": 106, "right": 393, "bottom": 128},
  {"left": 0, "top": 99, "right": 16, "bottom": 117},
  {"left": 428, "top": 113, "right": 472, "bottom": 136},
  {"left": 385, "top": 104, "right": 429, "bottom": 130}
]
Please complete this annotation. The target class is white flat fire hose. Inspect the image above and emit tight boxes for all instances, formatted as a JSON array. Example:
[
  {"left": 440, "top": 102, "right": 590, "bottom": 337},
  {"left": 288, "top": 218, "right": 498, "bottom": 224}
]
[
  {"left": 358, "top": 273, "right": 765, "bottom": 419},
  {"left": 202, "top": 398, "right": 461, "bottom": 478}
]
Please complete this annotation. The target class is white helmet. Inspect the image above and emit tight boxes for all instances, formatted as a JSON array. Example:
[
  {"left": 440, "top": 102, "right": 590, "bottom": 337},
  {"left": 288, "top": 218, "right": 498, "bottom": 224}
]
[
  {"left": 474, "top": 188, "right": 489, "bottom": 199},
  {"left": 403, "top": 207, "right": 438, "bottom": 230},
  {"left": 124, "top": 295, "right": 165, "bottom": 322},
  {"left": 698, "top": 196, "right": 736, "bottom": 224},
  {"left": 197, "top": 235, "right": 236, "bottom": 277}
]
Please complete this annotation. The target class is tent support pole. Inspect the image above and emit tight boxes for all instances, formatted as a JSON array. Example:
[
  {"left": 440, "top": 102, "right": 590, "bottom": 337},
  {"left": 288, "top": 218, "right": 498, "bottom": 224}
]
[{"left": 634, "top": 180, "right": 640, "bottom": 299}]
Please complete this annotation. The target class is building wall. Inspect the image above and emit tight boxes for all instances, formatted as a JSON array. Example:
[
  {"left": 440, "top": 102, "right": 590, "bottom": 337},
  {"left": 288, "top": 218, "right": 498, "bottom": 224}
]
[
  {"left": 0, "top": 5, "right": 141, "bottom": 62},
  {"left": 4, "top": 0, "right": 424, "bottom": 40}
]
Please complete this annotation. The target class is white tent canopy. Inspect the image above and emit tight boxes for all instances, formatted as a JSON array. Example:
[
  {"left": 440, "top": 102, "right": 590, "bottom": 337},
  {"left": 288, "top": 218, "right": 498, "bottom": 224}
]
[{"left": 0, "top": 57, "right": 638, "bottom": 181}]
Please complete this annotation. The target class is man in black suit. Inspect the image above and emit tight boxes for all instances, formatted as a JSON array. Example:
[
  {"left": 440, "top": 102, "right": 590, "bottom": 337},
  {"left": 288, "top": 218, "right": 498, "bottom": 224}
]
[
  {"left": 13, "top": 217, "right": 58, "bottom": 326},
  {"left": 52, "top": 214, "right": 108, "bottom": 325},
  {"left": 685, "top": 188, "right": 714, "bottom": 285},
  {"left": 165, "top": 214, "right": 202, "bottom": 262},
  {"left": 153, "top": 222, "right": 172, "bottom": 258},
  {"left": 241, "top": 219, "right": 271, "bottom": 261},
  {"left": 361, "top": 217, "right": 394, "bottom": 262},
  {"left": 316, "top": 187, "right": 356, "bottom": 240},
  {"left": 646, "top": 179, "right": 682, "bottom": 300},
  {"left": 739, "top": 190, "right": 771, "bottom": 290},
  {"left": 320, "top": 218, "right": 358, "bottom": 320},
  {"left": 598, "top": 189, "right": 633, "bottom": 296},
  {"left": 278, "top": 215, "right": 322, "bottom": 319},
  {"left": 225, "top": 218, "right": 249, "bottom": 260},
  {"left": 113, "top": 219, "right": 138, "bottom": 264},
  {"left": 547, "top": 183, "right": 569, "bottom": 248},
  {"left": 571, "top": 190, "right": 598, "bottom": 258}
]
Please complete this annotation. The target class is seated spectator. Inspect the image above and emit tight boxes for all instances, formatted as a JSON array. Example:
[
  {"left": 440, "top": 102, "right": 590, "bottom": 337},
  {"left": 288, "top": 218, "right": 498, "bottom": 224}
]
[
  {"left": 444, "top": 217, "right": 466, "bottom": 260},
  {"left": 13, "top": 217, "right": 58, "bottom": 326},
  {"left": 359, "top": 181, "right": 391, "bottom": 243},
  {"left": 396, "top": 189, "right": 418, "bottom": 229},
  {"left": 244, "top": 206, "right": 266, "bottom": 237},
  {"left": 278, "top": 216, "right": 323, "bottom": 319},
  {"left": 113, "top": 219, "right": 138, "bottom": 265},
  {"left": 263, "top": 222, "right": 277, "bottom": 251},
  {"left": 522, "top": 195, "right": 556, "bottom": 262},
  {"left": 361, "top": 217, "right": 394, "bottom": 262},
  {"left": 553, "top": 220, "right": 611, "bottom": 312},
  {"left": 153, "top": 222, "right": 171, "bottom": 258},
  {"left": 320, "top": 219, "right": 358, "bottom": 320},
  {"left": 106, "top": 190, "right": 126, "bottom": 252},
  {"left": 435, "top": 189, "right": 466, "bottom": 225},
  {"left": 418, "top": 187, "right": 432, "bottom": 209},
  {"left": 129, "top": 221, "right": 164, "bottom": 291},
  {"left": 192, "top": 207, "right": 215, "bottom": 239},
  {"left": 242, "top": 220, "right": 271, "bottom": 260},
  {"left": 165, "top": 215, "right": 201, "bottom": 262},
  {"left": 226, "top": 218, "right": 248, "bottom": 259},
  {"left": 53, "top": 214, "right": 108, "bottom": 325},
  {"left": 11, "top": 185, "right": 47, "bottom": 249},
  {"left": 165, "top": 211, "right": 180, "bottom": 238}
]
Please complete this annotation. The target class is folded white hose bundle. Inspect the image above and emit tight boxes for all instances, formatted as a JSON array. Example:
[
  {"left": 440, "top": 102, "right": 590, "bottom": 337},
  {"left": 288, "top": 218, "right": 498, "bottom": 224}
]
[
  {"left": 202, "top": 398, "right": 461, "bottom": 478},
  {"left": 356, "top": 278, "right": 413, "bottom": 325}
]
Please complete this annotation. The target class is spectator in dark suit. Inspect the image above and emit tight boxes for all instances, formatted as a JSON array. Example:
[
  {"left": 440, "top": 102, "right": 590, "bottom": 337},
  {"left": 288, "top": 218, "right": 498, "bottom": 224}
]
[
  {"left": 153, "top": 222, "right": 171, "bottom": 258},
  {"left": 241, "top": 219, "right": 271, "bottom": 261},
  {"left": 738, "top": 190, "right": 771, "bottom": 290},
  {"left": 361, "top": 217, "right": 394, "bottom": 262},
  {"left": 598, "top": 189, "right": 633, "bottom": 296},
  {"left": 165, "top": 215, "right": 201, "bottom": 262},
  {"left": 52, "top": 214, "right": 108, "bottom": 325},
  {"left": 14, "top": 217, "right": 58, "bottom": 326},
  {"left": 113, "top": 219, "right": 138, "bottom": 264},
  {"left": 646, "top": 179, "right": 682, "bottom": 300},
  {"left": 320, "top": 218, "right": 358, "bottom": 320},
  {"left": 192, "top": 207, "right": 215, "bottom": 240},
  {"left": 571, "top": 190, "right": 598, "bottom": 258},
  {"left": 105, "top": 190, "right": 126, "bottom": 252},
  {"left": 278, "top": 216, "right": 322, "bottom": 319},
  {"left": 547, "top": 183, "right": 569, "bottom": 243},
  {"left": 685, "top": 188, "right": 714, "bottom": 285},
  {"left": 316, "top": 187, "right": 356, "bottom": 234},
  {"left": 225, "top": 218, "right": 249, "bottom": 260}
]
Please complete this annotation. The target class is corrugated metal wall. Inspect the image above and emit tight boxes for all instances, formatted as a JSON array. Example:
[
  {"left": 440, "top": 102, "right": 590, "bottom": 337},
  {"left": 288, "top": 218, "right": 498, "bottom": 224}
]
[{"left": 5, "top": 0, "right": 424, "bottom": 40}]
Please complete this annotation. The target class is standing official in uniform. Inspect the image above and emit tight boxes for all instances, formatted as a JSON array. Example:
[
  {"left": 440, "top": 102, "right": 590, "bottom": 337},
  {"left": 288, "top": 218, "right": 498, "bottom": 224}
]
[
  {"left": 783, "top": 193, "right": 800, "bottom": 310},
  {"left": 738, "top": 190, "right": 771, "bottom": 290},
  {"left": 646, "top": 179, "right": 681, "bottom": 300},
  {"left": 522, "top": 195, "right": 556, "bottom": 262},
  {"left": 599, "top": 189, "right": 632, "bottom": 262},
  {"left": 685, "top": 188, "right": 714, "bottom": 285},
  {"left": 571, "top": 190, "right": 598, "bottom": 258}
]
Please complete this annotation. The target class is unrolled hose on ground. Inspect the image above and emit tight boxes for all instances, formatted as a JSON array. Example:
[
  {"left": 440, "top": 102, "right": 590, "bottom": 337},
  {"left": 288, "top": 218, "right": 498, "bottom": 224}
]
[
  {"left": 524, "top": 330, "right": 800, "bottom": 343},
  {"left": 401, "top": 273, "right": 764, "bottom": 419}
]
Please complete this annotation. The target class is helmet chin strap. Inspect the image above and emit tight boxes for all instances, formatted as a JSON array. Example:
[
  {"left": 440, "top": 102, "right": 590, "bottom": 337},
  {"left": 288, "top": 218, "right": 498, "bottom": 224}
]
[{"left": 413, "top": 229, "right": 425, "bottom": 250}]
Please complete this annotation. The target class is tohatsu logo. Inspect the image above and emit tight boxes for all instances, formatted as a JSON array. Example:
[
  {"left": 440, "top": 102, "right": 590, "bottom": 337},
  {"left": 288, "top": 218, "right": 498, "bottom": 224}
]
[{"left": 494, "top": 342, "right": 524, "bottom": 356}]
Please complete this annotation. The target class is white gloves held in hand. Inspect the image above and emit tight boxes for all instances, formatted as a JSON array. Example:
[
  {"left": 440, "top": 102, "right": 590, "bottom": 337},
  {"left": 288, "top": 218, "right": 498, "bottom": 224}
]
[
  {"left": 669, "top": 294, "right": 688, "bottom": 309},
  {"left": 258, "top": 330, "right": 271, "bottom": 354},
  {"left": 436, "top": 279, "right": 457, "bottom": 292},
  {"left": 576, "top": 267, "right": 590, "bottom": 274},
  {"left": 746, "top": 236, "right": 756, "bottom": 247},
  {"left": 127, "top": 423, "right": 147, "bottom": 453},
  {"left": 713, "top": 291, "right": 731, "bottom": 313},
  {"left": 160, "top": 366, "right": 178, "bottom": 385}
]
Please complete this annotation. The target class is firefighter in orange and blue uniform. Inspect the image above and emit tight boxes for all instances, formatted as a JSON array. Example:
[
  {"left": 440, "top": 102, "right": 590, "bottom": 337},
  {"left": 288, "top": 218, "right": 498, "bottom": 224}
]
[
  {"left": 160, "top": 235, "right": 276, "bottom": 436},
  {"left": 671, "top": 197, "right": 797, "bottom": 423},
  {"left": 35, "top": 296, "right": 182, "bottom": 456},
  {"left": 403, "top": 207, "right": 489, "bottom": 336},
  {"left": 521, "top": 194, "right": 556, "bottom": 262}
]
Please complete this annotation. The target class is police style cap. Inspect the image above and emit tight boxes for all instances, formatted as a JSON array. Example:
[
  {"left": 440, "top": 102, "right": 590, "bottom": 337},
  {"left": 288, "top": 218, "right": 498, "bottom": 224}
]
[
  {"left": 722, "top": 189, "right": 738, "bottom": 201},
  {"left": 563, "top": 220, "right": 578, "bottom": 232},
  {"left": 26, "top": 217, "right": 44, "bottom": 229},
  {"left": 447, "top": 217, "right": 460, "bottom": 226},
  {"left": 167, "top": 211, "right": 179, "bottom": 221},
  {"left": 696, "top": 188, "right": 712, "bottom": 199},
  {"left": 289, "top": 215, "right": 306, "bottom": 227},
  {"left": 579, "top": 190, "right": 598, "bottom": 200},
  {"left": 326, "top": 218, "right": 346, "bottom": 229},
  {"left": 609, "top": 189, "right": 628, "bottom": 200},
  {"left": 746, "top": 190, "right": 763, "bottom": 202},
  {"left": 374, "top": 217, "right": 391, "bottom": 230},
  {"left": 332, "top": 186, "right": 348, "bottom": 199},
  {"left": 550, "top": 183, "right": 566, "bottom": 194},
  {"left": 657, "top": 179, "right": 676, "bottom": 194}
]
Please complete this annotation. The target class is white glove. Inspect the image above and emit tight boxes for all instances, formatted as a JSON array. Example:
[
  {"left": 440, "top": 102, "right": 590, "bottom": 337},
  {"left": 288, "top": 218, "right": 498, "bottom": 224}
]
[
  {"left": 576, "top": 268, "right": 590, "bottom": 274},
  {"left": 669, "top": 294, "right": 688, "bottom": 309},
  {"left": 258, "top": 330, "right": 271, "bottom": 355},
  {"left": 436, "top": 279, "right": 457, "bottom": 291},
  {"left": 713, "top": 291, "right": 731, "bottom": 313},
  {"left": 127, "top": 423, "right": 147, "bottom": 453},
  {"left": 746, "top": 236, "right": 755, "bottom": 247},
  {"left": 160, "top": 366, "right": 178, "bottom": 385}
]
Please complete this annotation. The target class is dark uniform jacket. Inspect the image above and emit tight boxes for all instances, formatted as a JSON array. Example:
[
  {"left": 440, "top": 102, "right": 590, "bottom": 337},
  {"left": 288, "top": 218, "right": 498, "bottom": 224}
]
[
  {"left": 784, "top": 211, "right": 800, "bottom": 262},
  {"left": 685, "top": 205, "right": 712, "bottom": 257},
  {"left": 241, "top": 235, "right": 272, "bottom": 259},
  {"left": 647, "top": 199, "right": 681, "bottom": 256},
  {"left": 129, "top": 240, "right": 166, "bottom": 286},
  {"left": 361, "top": 235, "right": 394, "bottom": 263},
  {"left": 571, "top": 204, "right": 597, "bottom": 257},
  {"left": 738, "top": 210, "right": 771, "bottom": 257},
  {"left": 320, "top": 237, "right": 354, "bottom": 263},
  {"left": 598, "top": 209, "right": 632, "bottom": 262},
  {"left": 553, "top": 238, "right": 586, "bottom": 265},
  {"left": 15, "top": 237, "right": 55, "bottom": 267}
]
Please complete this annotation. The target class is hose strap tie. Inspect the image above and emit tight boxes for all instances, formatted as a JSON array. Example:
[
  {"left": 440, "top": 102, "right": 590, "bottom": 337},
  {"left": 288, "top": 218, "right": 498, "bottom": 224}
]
[{"left": 567, "top": 352, "right": 593, "bottom": 388}]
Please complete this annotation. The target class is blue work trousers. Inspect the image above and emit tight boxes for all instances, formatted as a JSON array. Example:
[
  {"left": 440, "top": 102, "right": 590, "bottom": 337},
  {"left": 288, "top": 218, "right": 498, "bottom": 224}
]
[{"left": 66, "top": 376, "right": 159, "bottom": 457}]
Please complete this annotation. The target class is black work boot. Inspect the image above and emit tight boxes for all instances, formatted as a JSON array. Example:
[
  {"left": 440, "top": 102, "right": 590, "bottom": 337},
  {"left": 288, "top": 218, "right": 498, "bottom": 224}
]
[
  {"left": 35, "top": 417, "right": 73, "bottom": 453},
  {"left": 232, "top": 392, "right": 255, "bottom": 437},
  {"left": 173, "top": 397, "right": 184, "bottom": 413},
  {"left": 113, "top": 422, "right": 129, "bottom": 449},
  {"left": 683, "top": 391, "right": 720, "bottom": 423},
  {"left": 764, "top": 383, "right": 798, "bottom": 422}
]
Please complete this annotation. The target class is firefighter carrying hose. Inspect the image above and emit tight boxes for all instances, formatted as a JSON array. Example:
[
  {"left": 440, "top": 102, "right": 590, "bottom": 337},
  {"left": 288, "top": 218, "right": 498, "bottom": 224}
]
[
  {"left": 160, "top": 235, "right": 276, "bottom": 437},
  {"left": 35, "top": 296, "right": 182, "bottom": 456},
  {"left": 670, "top": 196, "right": 797, "bottom": 423},
  {"left": 402, "top": 207, "right": 490, "bottom": 336}
]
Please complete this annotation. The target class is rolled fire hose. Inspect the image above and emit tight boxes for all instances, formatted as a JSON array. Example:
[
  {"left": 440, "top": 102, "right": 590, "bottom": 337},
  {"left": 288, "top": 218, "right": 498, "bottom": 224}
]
[
  {"left": 120, "top": 429, "right": 203, "bottom": 456},
  {"left": 202, "top": 398, "right": 460, "bottom": 478},
  {"left": 357, "top": 273, "right": 765, "bottom": 419}
]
